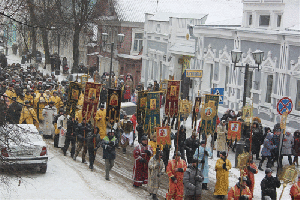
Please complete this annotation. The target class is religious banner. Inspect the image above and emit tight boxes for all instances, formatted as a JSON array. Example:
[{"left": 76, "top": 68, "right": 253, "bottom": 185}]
[
  {"left": 179, "top": 99, "right": 193, "bottom": 121},
  {"left": 144, "top": 92, "right": 161, "bottom": 140},
  {"left": 156, "top": 126, "right": 171, "bottom": 145},
  {"left": 160, "top": 80, "right": 168, "bottom": 94},
  {"left": 66, "top": 82, "right": 82, "bottom": 118},
  {"left": 137, "top": 91, "right": 148, "bottom": 124},
  {"left": 227, "top": 121, "right": 242, "bottom": 141},
  {"left": 82, "top": 82, "right": 102, "bottom": 122},
  {"left": 81, "top": 75, "right": 89, "bottom": 84},
  {"left": 182, "top": 55, "right": 191, "bottom": 73},
  {"left": 242, "top": 105, "right": 253, "bottom": 123},
  {"left": 165, "top": 80, "right": 180, "bottom": 117},
  {"left": 192, "top": 97, "right": 201, "bottom": 129},
  {"left": 200, "top": 94, "right": 219, "bottom": 135},
  {"left": 106, "top": 88, "right": 122, "bottom": 125}
]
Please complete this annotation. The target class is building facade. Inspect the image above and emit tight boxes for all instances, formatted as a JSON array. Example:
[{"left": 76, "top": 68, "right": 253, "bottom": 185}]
[{"left": 189, "top": 0, "right": 300, "bottom": 130}]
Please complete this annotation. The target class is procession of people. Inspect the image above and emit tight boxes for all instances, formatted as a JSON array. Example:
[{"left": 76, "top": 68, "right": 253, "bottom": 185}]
[{"left": 1, "top": 59, "right": 300, "bottom": 200}]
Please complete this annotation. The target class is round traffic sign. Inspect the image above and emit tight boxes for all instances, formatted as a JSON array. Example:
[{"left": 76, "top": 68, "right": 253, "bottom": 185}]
[{"left": 277, "top": 97, "right": 293, "bottom": 115}]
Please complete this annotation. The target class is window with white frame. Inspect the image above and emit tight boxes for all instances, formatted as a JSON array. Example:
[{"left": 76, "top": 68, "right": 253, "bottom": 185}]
[
  {"left": 225, "top": 66, "right": 229, "bottom": 91},
  {"left": 265, "top": 75, "right": 273, "bottom": 103},
  {"left": 248, "top": 14, "right": 252, "bottom": 26},
  {"left": 133, "top": 33, "right": 143, "bottom": 52},
  {"left": 259, "top": 15, "right": 270, "bottom": 27},
  {"left": 277, "top": 15, "right": 282, "bottom": 27}
]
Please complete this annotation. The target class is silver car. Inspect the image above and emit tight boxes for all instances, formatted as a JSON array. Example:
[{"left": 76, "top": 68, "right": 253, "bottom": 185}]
[{"left": 0, "top": 124, "right": 48, "bottom": 173}]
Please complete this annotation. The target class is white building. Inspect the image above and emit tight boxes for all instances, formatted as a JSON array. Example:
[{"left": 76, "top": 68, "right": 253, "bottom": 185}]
[{"left": 188, "top": 0, "right": 300, "bottom": 130}]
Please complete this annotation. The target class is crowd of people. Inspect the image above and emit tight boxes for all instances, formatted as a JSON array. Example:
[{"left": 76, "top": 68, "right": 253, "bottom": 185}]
[{"left": 2, "top": 61, "right": 300, "bottom": 200}]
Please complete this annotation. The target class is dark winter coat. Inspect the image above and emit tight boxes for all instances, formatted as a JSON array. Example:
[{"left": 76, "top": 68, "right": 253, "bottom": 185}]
[
  {"left": 261, "top": 175, "right": 281, "bottom": 200},
  {"left": 183, "top": 164, "right": 204, "bottom": 196},
  {"left": 102, "top": 135, "right": 118, "bottom": 160},
  {"left": 184, "top": 136, "right": 199, "bottom": 161},
  {"left": 294, "top": 131, "right": 300, "bottom": 156},
  {"left": 86, "top": 128, "right": 100, "bottom": 148},
  {"left": 100, "top": 88, "right": 107, "bottom": 105},
  {"left": 7, "top": 102, "right": 22, "bottom": 124},
  {"left": 252, "top": 125, "right": 264, "bottom": 154},
  {"left": 76, "top": 123, "right": 92, "bottom": 143},
  {"left": 66, "top": 119, "right": 78, "bottom": 137},
  {"left": 272, "top": 134, "right": 281, "bottom": 153},
  {"left": 174, "top": 129, "right": 186, "bottom": 148}
]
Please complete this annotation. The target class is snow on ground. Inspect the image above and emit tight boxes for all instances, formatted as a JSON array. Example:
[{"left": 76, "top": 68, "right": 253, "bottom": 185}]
[
  {"left": 0, "top": 144, "right": 141, "bottom": 200},
  {"left": 5, "top": 52, "right": 295, "bottom": 199},
  {"left": 181, "top": 112, "right": 293, "bottom": 200}
]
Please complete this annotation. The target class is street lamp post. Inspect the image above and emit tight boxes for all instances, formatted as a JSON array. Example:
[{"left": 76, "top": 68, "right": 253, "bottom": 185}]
[
  {"left": 231, "top": 49, "right": 264, "bottom": 167},
  {"left": 101, "top": 33, "right": 124, "bottom": 88}
]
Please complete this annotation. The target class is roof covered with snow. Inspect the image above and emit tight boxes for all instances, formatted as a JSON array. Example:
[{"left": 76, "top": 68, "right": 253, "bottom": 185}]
[
  {"left": 148, "top": 13, "right": 208, "bottom": 22},
  {"left": 169, "top": 43, "right": 196, "bottom": 56},
  {"left": 113, "top": 0, "right": 243, "bottom": 24}
]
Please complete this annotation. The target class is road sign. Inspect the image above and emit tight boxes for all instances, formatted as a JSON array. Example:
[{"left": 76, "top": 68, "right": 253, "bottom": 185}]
[
  {"left": 211, "top": 88, "right": 224, "bottom": 104},
  {"left": 277, "top": 97, "right": 293, "bottom": 115}
]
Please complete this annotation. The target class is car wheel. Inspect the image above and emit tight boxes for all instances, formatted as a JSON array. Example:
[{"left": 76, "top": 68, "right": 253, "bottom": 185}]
[{"left": 40, "top": 164, "right": 47, "bottom": 173}]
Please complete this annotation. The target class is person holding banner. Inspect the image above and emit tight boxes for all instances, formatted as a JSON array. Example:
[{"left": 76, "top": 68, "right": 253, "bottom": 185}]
[
  {"left": 183, "top": 158, "right": 204, "bottom": 200},
  {"left": 184, "top": 131, "right": 199, "bottom": 164},
  {"left": 227, "top": 177, "right": 252, "bottom": 200},
  {"left": 166, "top": 151, "right": 187, "bottom": 200},
  {"left": 133, "top": 135, "right": 153, "bottom": 187},
  {"left": 174, "top": 125, "right": 186, "bottom": 161},
  {"left": 194, "top": 140, "right": 212, "bottom": 190},
  {"left": 95, "top": 104, "right": 106, "bottom": 140},
  {"left": 241, "top": 156, "right": 258, "bottom": 195},
  {"left": 290, "top": 174, "right": 300, "bottom": 200},
  {"left": 63, "top": 116, "right": 77, "bottom": 157},
  {"left": 148, "top": 149, "right": 164, "bottom": 200},
  {"left": 73, "top": 118, "right": 91, "bottom": 163},
  {"left": 121, "top": 115, "right": 133, "bottom": 154},
  {"left": 214, "top": 151, "right": 232, "bottom": 199},
  {"left": 86, "top": 126, "right": 100, "bottom": 170}
]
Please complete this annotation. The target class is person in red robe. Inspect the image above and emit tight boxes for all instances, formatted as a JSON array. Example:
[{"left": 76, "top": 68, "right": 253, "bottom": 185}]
[
  {"left": 228, "top": 177, "right": 253, "bottom": 200},
  {"left": 241, "top": 157, "right": 258, "bottom": 195},
  {"left": 166, "top": 151, "right": 187, "bottom": 200},
  {"left": 290, "top": 175, "right": 300, "bottom": 200},
  {"left": 133, "top": 135, "right": 153, "bottom": 187}
]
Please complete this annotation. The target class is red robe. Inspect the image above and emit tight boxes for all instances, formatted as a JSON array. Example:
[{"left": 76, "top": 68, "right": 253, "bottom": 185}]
[
  {"left": 228, "top": 185, "right": 252, "bottom": 200},
  {"left": 124, "top": 90, "right": 131, "bottom": 100},
  {"left": 133, "top": 144, "right": 153, "bottom": 186},
  {"left": 241, "top": 162, "right": 258, "bottom": 194},
  {"left": 290, "top": 182, "right": 300, "bottom": 200},
  {"left": 166, "top": 158, "right": 187, "bottom": 200}
]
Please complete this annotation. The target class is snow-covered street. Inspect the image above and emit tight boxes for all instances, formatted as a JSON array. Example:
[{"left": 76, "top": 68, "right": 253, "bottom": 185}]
[{"left": 0, "top": 140, "right": 143, "bottom": 200}]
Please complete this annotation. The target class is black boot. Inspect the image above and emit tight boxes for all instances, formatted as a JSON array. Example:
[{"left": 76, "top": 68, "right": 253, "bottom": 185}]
[
  {"left": 202, "top": 183, "right": 208, "bottom": 190},
  {"left": 123, "top": 148, "right": 126, "bottom": 154},
  {"left": 258, "top": 163, "right": 263, "bottom": 171},
  {"left": 152, "top": 194, "right": 158, "bottom": 200},
  {"left": 256, "top": 154, "right": 261, "bottom": 160}
]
